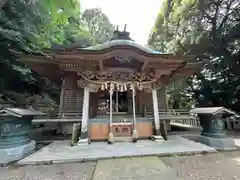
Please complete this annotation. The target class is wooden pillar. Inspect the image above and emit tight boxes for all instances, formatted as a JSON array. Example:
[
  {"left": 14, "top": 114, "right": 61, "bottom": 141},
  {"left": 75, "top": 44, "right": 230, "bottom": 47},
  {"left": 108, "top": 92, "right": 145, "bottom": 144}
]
[
  {"left": 108, "top": 85, "right": 114, "bottom": 143},
  {"left": 116, "top": 91, "right": 119, "bottom": 113},
  {"left": 132, "top": 86, "right": 138, "bottom": 142},
  {"left": 158, "top": 86, "right": 171, "bottom": 131},
  {"left": 110, "top": 90, "right": 113, "bottom": 127},
  {"left": 152, "top": 89, "right": 163, "bottom": 141},
  {"left": 127, "top": 91, "right": 133, "bottom": 113},
  {"left": 156, "top": 87, "right": 169, "bottom": 140},
  {"left": 78, "top": 87, "right": 90, "bottom": 145},
  {"left": 59, "top": 79, "right": 65, "bottom": 117}
]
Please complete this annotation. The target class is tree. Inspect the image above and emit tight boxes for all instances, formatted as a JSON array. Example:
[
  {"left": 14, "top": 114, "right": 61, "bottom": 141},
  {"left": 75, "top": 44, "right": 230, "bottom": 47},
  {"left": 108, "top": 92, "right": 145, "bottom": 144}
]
[
  {"left": 149, "top": 0, "right": 240, "bottom": 111},
  {"left": 82, "top": 8, "right": 114, "bottom": 45},
  {"left": 0, "top": 1, "right": 115, "bottom": 106},
  {"left": 0, "top": 0, "right": 82, "bottom": 105}
]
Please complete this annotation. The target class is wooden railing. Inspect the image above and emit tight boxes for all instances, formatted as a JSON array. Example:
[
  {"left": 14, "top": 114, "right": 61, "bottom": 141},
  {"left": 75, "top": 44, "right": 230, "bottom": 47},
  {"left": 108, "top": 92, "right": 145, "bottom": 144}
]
[{"left": 146, "top": 108, "right": 201, "bottom": 127}]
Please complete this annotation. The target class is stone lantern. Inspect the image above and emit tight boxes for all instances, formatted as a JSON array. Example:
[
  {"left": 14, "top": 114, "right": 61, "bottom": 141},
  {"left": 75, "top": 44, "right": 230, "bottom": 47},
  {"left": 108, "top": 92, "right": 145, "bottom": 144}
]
[
  {"left": 190, "top": 107, "right": 238, "bottom": 150},
  {"left": 0, "top": 108, "right": 44, "bottom": 164}
]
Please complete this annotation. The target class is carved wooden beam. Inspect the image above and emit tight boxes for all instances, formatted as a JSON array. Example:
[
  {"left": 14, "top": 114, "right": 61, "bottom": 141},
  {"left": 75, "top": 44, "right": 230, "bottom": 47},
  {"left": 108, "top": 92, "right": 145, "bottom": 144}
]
[
  {"left": 59, "top": 63, "right": 98, "bottom": 72},
  {"left": 141, "top": 60, "right": 148, "bottom": 71},
  {"left": 54, "top": 50, "right": 189, "bottom": 63},
  {"left": 155, "top": 69, "right": 173, "bottom": 77},
  {"left": 151, "top": 75, "right": 170, "bottom": 89}
]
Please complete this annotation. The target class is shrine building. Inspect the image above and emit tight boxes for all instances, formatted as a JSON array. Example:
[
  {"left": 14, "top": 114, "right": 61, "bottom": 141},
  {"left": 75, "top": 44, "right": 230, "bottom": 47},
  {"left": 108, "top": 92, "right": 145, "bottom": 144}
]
[{"left": 13, "top": 26, "right": 203, "bottom": 144}]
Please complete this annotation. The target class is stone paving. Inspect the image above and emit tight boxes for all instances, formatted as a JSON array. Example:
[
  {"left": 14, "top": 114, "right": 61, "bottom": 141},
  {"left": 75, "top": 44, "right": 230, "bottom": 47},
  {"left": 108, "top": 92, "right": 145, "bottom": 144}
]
[
  {"left": 18, "top": 135, "right": 216, "bottom": 165},
  {"left": 1, "top": 151, "right": 240, "bottom": 180}
]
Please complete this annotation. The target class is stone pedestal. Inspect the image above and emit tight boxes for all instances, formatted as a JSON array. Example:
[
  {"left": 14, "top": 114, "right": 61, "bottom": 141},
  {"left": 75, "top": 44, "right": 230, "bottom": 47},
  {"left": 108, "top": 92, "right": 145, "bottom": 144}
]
[
  {"left": 197, "top": 135, "right": 236, "bottom": 150},
  {"left": 0, "top": 117, "right": 33, "bottom": 148},
  {"left": 151, "top": 135, "right": 164, "bottom": 141},
  {"left": 0, "top": 140, "right": 36, "bottom": 164},
  {"left": 0, "top": 108, "right": 44, "bottom": 164},
  {"left": 71, "top": 123, "right": 80, "bottom": 146},
  {"left": 108, "top": 132, "right": 114, "bottom": 144},
  {"left": 78, "top": 138, "right": 89, "bottom": 145},
  {"left": 0, "top": 117, "right": 35, "bottom": 164},
  {"left": 132, "top": 129, "right": 138, "bottom": 142}
]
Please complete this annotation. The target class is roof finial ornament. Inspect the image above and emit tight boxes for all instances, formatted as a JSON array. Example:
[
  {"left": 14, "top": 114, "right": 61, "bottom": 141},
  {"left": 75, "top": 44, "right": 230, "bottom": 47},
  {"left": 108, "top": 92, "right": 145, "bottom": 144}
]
[
  {"left": 110, "top": 24, "right": 132, "bottom": 41},
  {"left": 124, "top": 24, "right": 127, "bottom": 32}
]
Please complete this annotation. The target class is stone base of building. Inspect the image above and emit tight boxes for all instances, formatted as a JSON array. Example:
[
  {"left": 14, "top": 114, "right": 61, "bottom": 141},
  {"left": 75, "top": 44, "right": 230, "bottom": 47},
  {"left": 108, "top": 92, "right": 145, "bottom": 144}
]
[
  {"left": 151, "top": 135, "right": 164, "bottom": 141},
  {"left": 132, "top": 129, "right": 138, "bottom": 142},
  {"left": 197, "top": 135, "right": 236, "bottom": 150},
  {"left": 0, "top": 140, "right": 36, "bottom": 165},
  {"left": 77, "top": 138, "right": 89, "bottom": 145}
]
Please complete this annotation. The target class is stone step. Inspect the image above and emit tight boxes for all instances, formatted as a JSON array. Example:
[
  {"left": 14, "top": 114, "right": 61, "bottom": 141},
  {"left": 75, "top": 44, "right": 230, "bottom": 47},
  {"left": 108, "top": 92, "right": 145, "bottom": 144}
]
[{"left": 113, "top": 136, "right": 133, "bottom": 142}]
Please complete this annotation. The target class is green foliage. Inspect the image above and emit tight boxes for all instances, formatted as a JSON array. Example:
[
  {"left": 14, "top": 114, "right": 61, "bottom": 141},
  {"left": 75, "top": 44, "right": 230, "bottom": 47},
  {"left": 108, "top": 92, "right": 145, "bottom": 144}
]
[
  {"left": 0, "top": 0, "right": 82, "bottom": 106},
  {"left": 82, "top": 8, "right": 114, "bottom": 45},
  {"left": 0, "top": 1, "right": 115, "bottom": 107},
  {"left": 149, "top": 0, "right": 240, "bottom": 110}
]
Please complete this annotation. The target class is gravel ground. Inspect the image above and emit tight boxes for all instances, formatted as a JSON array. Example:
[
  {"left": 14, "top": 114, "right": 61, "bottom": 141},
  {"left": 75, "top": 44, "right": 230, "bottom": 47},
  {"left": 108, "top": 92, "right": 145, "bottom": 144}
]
[
  {"left": 162, "top": 151, "right": 240, "bottom": 180},
  {"left": 0, "top": 162, "right": 96, "bottom": 180},
  {"left": 92, "top": 156, "right": 176, "bottom": 180},
  {"left": 1, "top": 151, "right": 240, "bottom": 180}
]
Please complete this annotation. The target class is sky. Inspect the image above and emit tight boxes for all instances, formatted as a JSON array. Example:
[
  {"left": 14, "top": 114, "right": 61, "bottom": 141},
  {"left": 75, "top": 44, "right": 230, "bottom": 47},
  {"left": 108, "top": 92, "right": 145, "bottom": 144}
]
[{"left": 81, "top": 0, "right": 162, "bottom": 45}]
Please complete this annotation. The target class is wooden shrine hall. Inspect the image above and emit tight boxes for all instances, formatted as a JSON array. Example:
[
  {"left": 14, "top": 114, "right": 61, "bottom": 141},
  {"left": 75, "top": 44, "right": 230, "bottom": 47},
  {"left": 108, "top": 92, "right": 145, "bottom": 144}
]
[{"left": 12, "top": 25, "right": 203, "bottom": 144}]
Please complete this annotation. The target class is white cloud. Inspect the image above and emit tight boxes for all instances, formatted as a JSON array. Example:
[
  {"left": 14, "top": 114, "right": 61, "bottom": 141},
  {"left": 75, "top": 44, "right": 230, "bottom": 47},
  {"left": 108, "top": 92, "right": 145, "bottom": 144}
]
[{"left": 81, "top": 0, "right": 162, "bottom": 45}]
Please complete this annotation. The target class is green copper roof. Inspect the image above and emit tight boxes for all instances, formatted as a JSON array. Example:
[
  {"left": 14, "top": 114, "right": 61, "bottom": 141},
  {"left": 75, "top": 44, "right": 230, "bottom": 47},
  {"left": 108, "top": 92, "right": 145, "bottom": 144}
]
[{"left": 82, "top": 39, "right": 163, "bottom": 54}]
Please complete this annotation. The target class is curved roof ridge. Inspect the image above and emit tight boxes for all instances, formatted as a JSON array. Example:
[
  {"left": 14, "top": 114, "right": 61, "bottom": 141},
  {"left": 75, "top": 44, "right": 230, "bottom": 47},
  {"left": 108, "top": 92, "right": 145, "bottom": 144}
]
[{"left": 81, "top": 39, "right": 163, "bottom": 55}]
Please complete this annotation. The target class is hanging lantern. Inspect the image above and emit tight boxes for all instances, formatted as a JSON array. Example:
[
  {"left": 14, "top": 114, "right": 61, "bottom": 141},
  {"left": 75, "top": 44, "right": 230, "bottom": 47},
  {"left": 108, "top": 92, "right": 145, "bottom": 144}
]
[
  {"left": 101, "top": 84, "right": 105, "bottom": 91},
  {"left": 131, "top": 84, "right": 136, "bottom": 96},
  {"left": 130, "top": 84, "right": 134, "bottom": 90},
  {"left": 117, "top": 84, "right": 120, "bottom": 91},
  {"left": 110, "top": 83, "right": 114, "bottom": 90},
  {"left": 124, "top": 84, "right": 127, "bottom": 91},
  {"left": 139, "top": 84, "right": 143, "bottom": 91},
  {"left": 105, "top": 83, "right": 108, "bottom": 89},
  {"left": 120, "top": 84, "right": 124, "bottom": 92}
]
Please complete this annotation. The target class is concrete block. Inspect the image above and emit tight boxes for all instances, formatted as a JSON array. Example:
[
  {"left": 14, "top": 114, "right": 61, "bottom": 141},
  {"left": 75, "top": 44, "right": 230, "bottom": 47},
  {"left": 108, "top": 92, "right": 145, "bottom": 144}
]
[{"left": 0, "top": 140, "right": 36, "bottom": 164}]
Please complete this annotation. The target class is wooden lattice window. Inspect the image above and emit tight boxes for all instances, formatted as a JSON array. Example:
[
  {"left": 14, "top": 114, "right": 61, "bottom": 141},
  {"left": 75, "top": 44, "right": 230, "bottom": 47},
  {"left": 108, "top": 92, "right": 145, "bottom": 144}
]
[
  {"left": 63, "top": 90, "right": 73, "bottom": 111},
  {"left": 63, "top": 88, "right": 84, "bottom": 113}
]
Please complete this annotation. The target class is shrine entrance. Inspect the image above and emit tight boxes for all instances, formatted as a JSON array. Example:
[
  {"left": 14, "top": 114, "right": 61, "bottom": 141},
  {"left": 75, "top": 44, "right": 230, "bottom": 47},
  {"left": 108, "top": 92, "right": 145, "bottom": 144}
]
[
  {"left": 112, "top": 91, "right": 128, "bottom": 113},
  {"left": 97, "top": 90, "right": 128, "bottom": 115}
]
